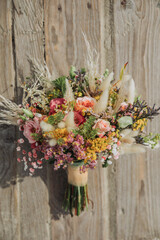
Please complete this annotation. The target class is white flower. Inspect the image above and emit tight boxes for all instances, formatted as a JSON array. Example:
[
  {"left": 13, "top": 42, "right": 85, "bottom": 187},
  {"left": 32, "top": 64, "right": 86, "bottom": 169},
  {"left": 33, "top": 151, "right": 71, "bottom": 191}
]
[
  {"left": 48, "top": 139, "right": 57, "bottom": 146},
  {"left": 107, "top": 160, "right": 112, "bottom": 165},
  {"left": 58, "top": 121, "right": 66, "bottom": 129}
]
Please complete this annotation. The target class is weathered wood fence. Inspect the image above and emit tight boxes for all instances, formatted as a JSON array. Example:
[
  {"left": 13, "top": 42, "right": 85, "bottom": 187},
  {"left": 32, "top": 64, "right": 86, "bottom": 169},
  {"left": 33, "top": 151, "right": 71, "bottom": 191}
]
[{"left": 0, "top": 1, "right": 160, "bottom": 239}]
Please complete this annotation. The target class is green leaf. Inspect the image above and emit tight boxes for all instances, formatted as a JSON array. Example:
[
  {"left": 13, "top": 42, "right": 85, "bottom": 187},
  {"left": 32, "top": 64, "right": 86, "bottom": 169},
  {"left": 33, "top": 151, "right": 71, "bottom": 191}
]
[
  {"left": 48, "top": 112, "right": 65, "bottom": 125},
  {"left": 19, "top": 115, "right": 27, "bottom": 121},
  {"left": 118, "top": 116, "right": 133, "bottom": 128},
  {"left": 53, "top": 76, "right": 66, "bottom": 96},
  {"left": 69, "top": 66, "right": 76, "bottom": 79},
  {"left": 57, "top": 138, "right": 65, "bottom": 145},
  {"left": 103, "top": 68, "right": 109, "bottom": 77},
  {"left": 23, "top": 109, "right": 34, "bottom": 118},
  {"left": 73, "top": 116, "right": 97, "bottom": 139},
  {"left": 81, "top": 68, "right": 86, "bottom": 74},
  {"left": 31, "top": 133, "right": 42, "bottom": 141}
]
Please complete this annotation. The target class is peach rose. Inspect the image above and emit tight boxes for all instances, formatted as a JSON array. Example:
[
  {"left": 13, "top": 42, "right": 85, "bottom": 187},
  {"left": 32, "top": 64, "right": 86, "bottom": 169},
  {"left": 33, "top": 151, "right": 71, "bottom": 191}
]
[
  {"left": 74, "top": 97, "right": 95, "bottom": 112},
  {"left": 93, "top": 119, "right": 111, "bottom": 136}
]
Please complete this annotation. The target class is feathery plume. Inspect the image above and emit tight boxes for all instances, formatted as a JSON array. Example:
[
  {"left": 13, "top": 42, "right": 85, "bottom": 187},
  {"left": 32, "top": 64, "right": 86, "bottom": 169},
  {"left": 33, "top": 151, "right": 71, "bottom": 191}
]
[
  {"left": 127, "top": 78, "right": 135, "bottom": 104},
  {"left": 64, "top": 79, "right": 75, "bottom": 102},
  {"left": 94, "top": 87, "right": 109, "bottom": 114},
  {"left": 0, "top": 95, "right": 23, "bottom": 125},
  {"left": 65, "top": 110, "right": 76, "bottom": 131},
  {"left": 99, "top": 72, "right": 114, "bottom": 91},
  {"left": 28, "top": 57, "right": 58, "bottom": 90},
  {"left": 83, "top": 33, "right": 99, "bottom": 93},
  {"left": 120, "top": 143, "right": 146, "bottom": 154},
  {"left": 113, "top": 74, "right": 132, "bottom": 113}
]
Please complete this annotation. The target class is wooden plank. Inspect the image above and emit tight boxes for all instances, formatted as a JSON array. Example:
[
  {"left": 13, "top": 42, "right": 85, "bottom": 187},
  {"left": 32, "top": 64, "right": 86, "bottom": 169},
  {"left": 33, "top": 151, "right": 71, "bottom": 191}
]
[
  {"left": 0, "top": 0, "right": 15, "bottom": 99},
  {"left": 44, "top": 1, "right": 114, "bottom": 239},
  {"left": 0, "top": 1, "right": 19, "bottom": 240},
  {"left": 114, "top": 1, "right": 160, "bottom": 239},
  {"left": 13, "top": 1, "right": 50, "bottom": 239}
]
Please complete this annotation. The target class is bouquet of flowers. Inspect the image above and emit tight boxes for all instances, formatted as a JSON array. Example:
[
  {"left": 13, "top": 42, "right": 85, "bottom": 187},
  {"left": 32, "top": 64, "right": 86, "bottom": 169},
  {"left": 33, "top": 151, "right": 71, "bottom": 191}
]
[{"left": 0, "top": 43, "right": 160, "bottom": 216}]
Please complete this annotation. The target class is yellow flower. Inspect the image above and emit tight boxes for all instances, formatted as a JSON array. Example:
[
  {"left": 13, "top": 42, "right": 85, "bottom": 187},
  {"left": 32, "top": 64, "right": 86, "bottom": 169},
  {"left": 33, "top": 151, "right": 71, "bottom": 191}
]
[
  {"left": 133, "top": 118, "right": 148, "bottom": 131},
  {"left": 43, "top": 128, "right": 68, "bottom": 139}
]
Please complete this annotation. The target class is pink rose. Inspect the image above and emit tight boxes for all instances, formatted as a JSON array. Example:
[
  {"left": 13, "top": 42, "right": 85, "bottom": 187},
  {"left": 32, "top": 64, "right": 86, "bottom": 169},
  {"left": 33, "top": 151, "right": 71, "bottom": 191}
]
[
  {"left": 49, "top": 98, "right": 65, "bottom": 115},
  {"left": 23, "top": 117, "right": 41, "bottom": 144},
  {"left": 93, "top": 119, "right": 111, "bottom": 136}
]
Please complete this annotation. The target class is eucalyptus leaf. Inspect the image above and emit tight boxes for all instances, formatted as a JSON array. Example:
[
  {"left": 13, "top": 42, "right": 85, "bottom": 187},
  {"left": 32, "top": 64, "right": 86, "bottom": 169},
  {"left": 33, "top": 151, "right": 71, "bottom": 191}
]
[
  {"left": 118, "top": 116, "right": 133, "bottom": 129},
  {"left": 23, "top": 109, "right": 33, "bottom": 118}
]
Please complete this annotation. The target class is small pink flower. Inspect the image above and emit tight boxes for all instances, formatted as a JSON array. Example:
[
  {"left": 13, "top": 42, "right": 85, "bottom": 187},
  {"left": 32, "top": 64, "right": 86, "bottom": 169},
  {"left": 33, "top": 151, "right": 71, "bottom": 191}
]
[
  {"left": 22, "top": 150, "right": 26, "bottom": 155},
  {"left": 99, "top": 133, "right": 104, "bottom": 138},
  {"left": 17, "top": 158, "right": 21, "bottom": 162},
  {"left": 107, "top": 145, "right": 112, "bottom": 150},
  {"left": 93, "top": 119, "right": 111, "bottom": 136},
  {"left": 32, "top": 149, "right": 37, "bottom": 154},
  {"left": 33, "top": 153, "right": 38, "bottom": 159},
  {"left": 29, "top": 168, "right": 35, "bottom": 173},
  {"left": 37, "top": 160, "right": 42, "bottom": 165},
  {"left": 31, "top": 162, "right": 38, "bottom": 168},
  {"left": 23, "top": 156, "right": 27, "bottom": 161},
  {"left": 17, "top": 119, "right": 23, "bottom": 125},
  {"left": 117, "top": 141, "right": 121, "bottom": 146},
  {"left": 18, "top": 138, "right": 24, "bottom": 144},
  {"left": 114, "top": 153, "right": 119, "bottom": 160},
  {"left": 44, "top": 155, "right": 49, "bottom": 160},
  {"left": 23, "top": 117, "right": 41, "bottom": 144},
  {"left": 28, "top": 152, "right": 32, "bottom": 157}
]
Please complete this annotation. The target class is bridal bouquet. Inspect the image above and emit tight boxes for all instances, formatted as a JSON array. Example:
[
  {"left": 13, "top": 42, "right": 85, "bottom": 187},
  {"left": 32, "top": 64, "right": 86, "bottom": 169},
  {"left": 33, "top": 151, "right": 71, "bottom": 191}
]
[{"left": 0, "top": 43, "right": 160, "bottom": 216}]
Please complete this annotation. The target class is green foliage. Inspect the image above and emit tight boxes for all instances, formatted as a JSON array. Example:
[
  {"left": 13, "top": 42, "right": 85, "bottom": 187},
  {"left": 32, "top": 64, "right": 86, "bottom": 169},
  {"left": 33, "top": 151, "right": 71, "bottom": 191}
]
[
  {"left": 80, "top": 68, "right": 86, "bottom": 74},
  {"left": 103, "top": 68, "right": 109, "bottom": 77},
  {"left": 143, "top": 133, "right": 160, "bottom": 149},
  {"left": 47, "top": 88, "right": 62, "bottom": 99},
  {"left": 31, "top": 133, "right": 42, "bottom": 142},
  {"left": 23, "top": 109, "right": 34, "bottom": 118},
  {"left": 57, "top": 138, "right": 65, "bottom": 145},
  {"left": 73, "top": 116, "right": 97, "bottom": 139},
  {"left": 102, "top": 160, "right": 109, "bottom": 168},
  {"left": 69, "top": 66, "right": 76, "bottom": 79},
  {"left": 48, "top": 112, "right": 65, "bottom": 125},
  {"left": 52, "top": 76, "right": 66, "bottom": 96}
]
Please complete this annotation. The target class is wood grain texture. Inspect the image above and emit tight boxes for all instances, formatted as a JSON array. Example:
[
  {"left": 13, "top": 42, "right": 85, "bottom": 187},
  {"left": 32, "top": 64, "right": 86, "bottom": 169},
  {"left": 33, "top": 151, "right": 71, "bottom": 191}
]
[
  {"left": 0, "top": 1, "right": 18, "bottom": 240},
  {"left": 114, "top": 0, "right": 160, "bottom": 239},
  {"left": 13, "top": 1, "right": 50, "bottom": 239},
  {"left": 0, "top": 0, "right": 15, "bottom": 98},
  {"left": 44, "top": 1, "right": 113, "bottom": 239}
]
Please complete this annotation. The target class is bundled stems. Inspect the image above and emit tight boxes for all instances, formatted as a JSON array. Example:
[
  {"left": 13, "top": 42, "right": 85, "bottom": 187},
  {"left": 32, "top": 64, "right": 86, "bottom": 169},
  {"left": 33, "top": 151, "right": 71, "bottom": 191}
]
[
  {"left": 63, "top": 164, "right": 89, "bottom": 216},
  {"left": 64, "top": 183, "right": 89, "bottom": 216}
]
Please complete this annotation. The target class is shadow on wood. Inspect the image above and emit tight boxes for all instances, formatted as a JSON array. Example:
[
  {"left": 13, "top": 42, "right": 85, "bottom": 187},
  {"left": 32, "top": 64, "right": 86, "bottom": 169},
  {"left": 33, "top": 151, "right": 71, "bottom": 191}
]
[{"left": 0, "top": 125, "right": 69, "bottom": 220}]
